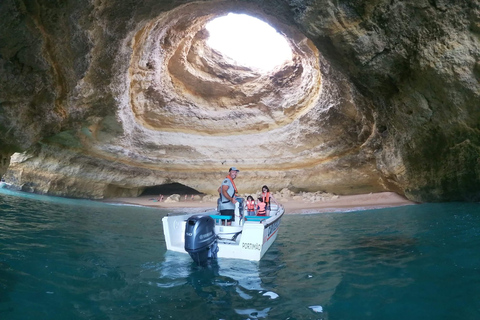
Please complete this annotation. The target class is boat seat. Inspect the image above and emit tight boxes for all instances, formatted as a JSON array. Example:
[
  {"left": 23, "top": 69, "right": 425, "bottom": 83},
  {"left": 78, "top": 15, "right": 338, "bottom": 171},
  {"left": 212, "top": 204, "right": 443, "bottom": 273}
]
[
  {"left": 210, "top": 214, "right": 232, "bottom": 225},
  {"left": 244, "top": 215, "right": 268, "bottom": 222}
]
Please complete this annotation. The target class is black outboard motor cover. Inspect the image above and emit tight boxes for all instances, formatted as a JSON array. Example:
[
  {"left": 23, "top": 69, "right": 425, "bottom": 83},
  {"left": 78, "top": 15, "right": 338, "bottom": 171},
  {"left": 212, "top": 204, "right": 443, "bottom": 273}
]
[{"left": 184, "top": 215, "right": 218, "bottom": 265}]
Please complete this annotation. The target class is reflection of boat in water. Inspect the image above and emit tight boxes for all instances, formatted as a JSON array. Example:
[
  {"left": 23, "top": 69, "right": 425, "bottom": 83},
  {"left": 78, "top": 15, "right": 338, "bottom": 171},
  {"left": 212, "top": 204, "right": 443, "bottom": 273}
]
[
  {"left": 156, "top": 251, "right": 277, "bottom": 318},
  {"left": 158, "top": 251, "right": 265, "bottom": 293},
  {"left": 162, "top": 198, "right": 284, "bottom": 264}
]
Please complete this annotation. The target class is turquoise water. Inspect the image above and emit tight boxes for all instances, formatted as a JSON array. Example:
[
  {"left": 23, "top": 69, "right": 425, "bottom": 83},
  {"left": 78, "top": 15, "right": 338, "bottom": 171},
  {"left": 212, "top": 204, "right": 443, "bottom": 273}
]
[{"left": 1, "top": 188, "right": 479, "bottom": 320}]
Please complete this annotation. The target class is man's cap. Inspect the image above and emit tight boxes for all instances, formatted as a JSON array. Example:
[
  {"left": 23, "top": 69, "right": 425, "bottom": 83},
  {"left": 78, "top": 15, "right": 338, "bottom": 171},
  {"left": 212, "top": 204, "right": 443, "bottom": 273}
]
[{"left": 229, "top": 167, "right": 240, "bottom": 172}]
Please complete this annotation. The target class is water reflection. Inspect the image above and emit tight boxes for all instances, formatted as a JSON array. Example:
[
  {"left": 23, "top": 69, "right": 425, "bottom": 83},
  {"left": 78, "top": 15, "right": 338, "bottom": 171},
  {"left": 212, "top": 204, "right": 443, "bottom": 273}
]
[
  {"left": 158, "top": 251, "right": 265, "bottom": 291},
  {"left": 156, "top": 251, "right": 277, "bottom": 318},
  {"left": 235, "top": 307, "right": 272, "bottom": 318}
]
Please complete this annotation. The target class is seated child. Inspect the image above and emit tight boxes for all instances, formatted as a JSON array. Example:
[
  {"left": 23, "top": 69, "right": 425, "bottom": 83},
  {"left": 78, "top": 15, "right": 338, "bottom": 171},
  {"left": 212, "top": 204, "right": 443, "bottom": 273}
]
[
  {"left": 246, "top": 195, "right": 256, "bottom": 216},
  {"left": 256, "top": 197, "right": 267, "bottom": 216}
]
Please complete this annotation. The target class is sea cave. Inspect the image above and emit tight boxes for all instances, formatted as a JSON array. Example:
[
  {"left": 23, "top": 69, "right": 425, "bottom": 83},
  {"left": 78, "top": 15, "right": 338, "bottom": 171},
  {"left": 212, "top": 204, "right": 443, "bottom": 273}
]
[{"left": 0, "top": 0, "right": 479, "bottom": 202}]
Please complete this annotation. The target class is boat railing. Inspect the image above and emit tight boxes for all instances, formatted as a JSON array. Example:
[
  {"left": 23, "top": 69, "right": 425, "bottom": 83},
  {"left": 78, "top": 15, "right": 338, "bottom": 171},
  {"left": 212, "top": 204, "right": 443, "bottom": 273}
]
[{"left": 210, "top": 199, "right": 283, "bottom": 226}]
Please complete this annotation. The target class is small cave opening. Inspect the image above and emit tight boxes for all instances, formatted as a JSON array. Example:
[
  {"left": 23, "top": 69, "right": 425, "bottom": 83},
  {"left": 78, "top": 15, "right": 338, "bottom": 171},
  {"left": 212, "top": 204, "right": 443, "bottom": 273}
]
[{"left": 140, "top": 183, "right": 204, "bottom": 196}]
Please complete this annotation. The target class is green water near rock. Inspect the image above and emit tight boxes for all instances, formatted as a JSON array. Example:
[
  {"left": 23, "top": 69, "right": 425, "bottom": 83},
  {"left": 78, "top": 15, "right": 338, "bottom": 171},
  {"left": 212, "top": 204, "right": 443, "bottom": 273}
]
[{"left": 0, "top": 188, "right": 479, "bottom": 319}]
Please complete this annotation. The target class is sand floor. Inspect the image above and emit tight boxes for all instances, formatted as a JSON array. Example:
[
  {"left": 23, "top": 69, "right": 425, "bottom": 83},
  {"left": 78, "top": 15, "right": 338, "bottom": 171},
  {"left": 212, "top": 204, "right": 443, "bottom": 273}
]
[{"left": 102, "top": 192, "right": 417, "bottom": 214}]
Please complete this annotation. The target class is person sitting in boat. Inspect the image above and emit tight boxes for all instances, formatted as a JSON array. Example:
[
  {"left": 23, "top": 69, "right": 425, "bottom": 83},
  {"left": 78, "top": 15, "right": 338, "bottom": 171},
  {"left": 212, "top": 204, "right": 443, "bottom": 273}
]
[
  {"left": 245, "top": 195, "right": 256, "bottom": 216},
  {"left": 217, "top": 167, "right": 240, "bottom": 225},
  {"left": 261, "top": 185, "right": 279, "bottom": 214}
]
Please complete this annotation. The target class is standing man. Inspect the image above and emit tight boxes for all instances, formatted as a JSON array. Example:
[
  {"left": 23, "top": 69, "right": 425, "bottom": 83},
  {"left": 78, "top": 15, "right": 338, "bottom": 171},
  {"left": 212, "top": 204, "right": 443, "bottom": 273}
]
[{"left": 218, "top": 167, "right": 240, "bottom": 225}]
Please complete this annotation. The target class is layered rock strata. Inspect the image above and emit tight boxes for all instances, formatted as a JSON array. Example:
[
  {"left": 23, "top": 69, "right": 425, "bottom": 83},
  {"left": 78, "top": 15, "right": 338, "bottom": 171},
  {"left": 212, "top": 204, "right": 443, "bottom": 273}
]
[{"left": 0, "top": 0, "right": 479, "bottom": 201}]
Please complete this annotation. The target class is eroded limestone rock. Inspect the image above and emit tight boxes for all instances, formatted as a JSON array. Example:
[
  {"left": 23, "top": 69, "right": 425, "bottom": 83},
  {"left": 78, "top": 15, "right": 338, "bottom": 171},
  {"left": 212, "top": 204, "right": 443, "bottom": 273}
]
[{"left": 0, "top": 0, "right": 479, "bottom": 201}]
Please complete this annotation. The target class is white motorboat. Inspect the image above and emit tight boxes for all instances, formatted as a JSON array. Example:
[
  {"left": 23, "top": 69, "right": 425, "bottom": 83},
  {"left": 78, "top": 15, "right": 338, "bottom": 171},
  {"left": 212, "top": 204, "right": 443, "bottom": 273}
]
[{"left": 162, "top": 199, "right": 285, "bottom": 264}]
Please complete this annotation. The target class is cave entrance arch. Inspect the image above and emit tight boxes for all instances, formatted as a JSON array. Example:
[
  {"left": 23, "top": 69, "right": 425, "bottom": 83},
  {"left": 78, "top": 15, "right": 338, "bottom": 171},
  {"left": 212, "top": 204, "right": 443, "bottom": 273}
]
[{"left": 140, "top": 183, "right": 203, "bottom": 196}]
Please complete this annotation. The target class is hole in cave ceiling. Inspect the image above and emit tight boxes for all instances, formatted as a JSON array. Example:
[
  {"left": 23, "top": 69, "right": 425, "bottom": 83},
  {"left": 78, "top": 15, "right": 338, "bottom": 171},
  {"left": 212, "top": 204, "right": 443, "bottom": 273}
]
[
  {"left": 205, "top": 13, "right": 293, "bottom": 72},
  {"left": 128, "top": 4, "right": 322, "bottom": 135}
]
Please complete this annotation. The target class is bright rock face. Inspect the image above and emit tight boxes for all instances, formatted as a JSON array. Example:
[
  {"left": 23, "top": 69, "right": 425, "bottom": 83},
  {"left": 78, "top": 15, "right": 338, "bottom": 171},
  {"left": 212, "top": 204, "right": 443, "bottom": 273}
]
[{"left": 0, "top": 0, "right": 479, "bottom": 201}]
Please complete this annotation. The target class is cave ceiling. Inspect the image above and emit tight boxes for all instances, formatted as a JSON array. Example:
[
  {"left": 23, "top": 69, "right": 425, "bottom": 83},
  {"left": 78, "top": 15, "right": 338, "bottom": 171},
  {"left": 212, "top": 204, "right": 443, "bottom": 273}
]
[{"left": 0, "top": 0, "right": 479, "bottom": 201}]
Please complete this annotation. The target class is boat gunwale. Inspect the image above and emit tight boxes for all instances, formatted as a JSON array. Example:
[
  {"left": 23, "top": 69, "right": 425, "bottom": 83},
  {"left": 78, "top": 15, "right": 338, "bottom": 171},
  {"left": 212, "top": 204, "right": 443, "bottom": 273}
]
[
  {"left": 165, "top": 205, "right": 284, "bottom": 228},
  {"left": 262, "top": 206, "right": 285, "bottom": 228}
]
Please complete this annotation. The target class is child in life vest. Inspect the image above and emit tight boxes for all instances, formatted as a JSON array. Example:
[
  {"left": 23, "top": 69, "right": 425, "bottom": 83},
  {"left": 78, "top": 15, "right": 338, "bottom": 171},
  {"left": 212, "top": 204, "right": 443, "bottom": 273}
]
[
  {"left": 256, "top": 197, "right": 267, "bottom": 216},
  {"left": 246, "top": 195, "right": 256, "bottom": 215},
  {"left": 261, "top": 185, "right": 279, "bottom": 215}
]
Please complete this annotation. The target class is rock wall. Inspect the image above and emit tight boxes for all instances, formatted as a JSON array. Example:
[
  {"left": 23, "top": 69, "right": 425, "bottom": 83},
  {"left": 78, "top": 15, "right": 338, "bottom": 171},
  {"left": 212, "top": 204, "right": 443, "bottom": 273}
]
[{"left": 1, "top": 0, "right": 479, "bottom": 201}]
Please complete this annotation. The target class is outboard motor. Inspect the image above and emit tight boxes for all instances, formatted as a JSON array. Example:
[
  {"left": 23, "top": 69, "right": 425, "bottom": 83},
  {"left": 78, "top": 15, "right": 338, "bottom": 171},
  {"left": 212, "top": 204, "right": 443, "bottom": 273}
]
[{"left": 184, "top": 215, "right": 218, "bottom": 265}]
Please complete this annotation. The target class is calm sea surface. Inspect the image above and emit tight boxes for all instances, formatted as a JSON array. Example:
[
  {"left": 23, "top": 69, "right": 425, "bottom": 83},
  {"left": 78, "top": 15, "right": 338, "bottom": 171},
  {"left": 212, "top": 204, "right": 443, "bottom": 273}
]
[{"left": 0, "top": 188, "right": 479, "bottom": 320}]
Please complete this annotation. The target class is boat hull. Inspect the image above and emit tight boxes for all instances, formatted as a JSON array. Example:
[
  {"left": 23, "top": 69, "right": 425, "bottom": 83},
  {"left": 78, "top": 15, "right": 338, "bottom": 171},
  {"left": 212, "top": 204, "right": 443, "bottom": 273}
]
[{"left": 162, "top": 205, "right": 284, "bottom": 261}]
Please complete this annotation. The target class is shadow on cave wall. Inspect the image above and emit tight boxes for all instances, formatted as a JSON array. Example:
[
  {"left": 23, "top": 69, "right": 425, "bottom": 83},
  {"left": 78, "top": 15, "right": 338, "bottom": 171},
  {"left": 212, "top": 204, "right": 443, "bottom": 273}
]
[{"left": 140, "top": 183, "right": 204, "bottom": 196}]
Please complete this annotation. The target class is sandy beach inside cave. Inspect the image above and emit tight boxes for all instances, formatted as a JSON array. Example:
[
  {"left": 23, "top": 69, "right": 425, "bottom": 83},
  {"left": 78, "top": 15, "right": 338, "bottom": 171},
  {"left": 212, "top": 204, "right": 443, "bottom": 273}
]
[{"left": 103, "top": 192, "right": 417, "bottom": 214}]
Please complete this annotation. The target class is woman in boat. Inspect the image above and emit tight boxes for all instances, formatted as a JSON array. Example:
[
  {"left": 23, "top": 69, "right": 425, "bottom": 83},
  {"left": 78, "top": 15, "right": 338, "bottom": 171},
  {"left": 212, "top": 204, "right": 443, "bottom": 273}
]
[
  {"left": 256, "top": 197, "right": 267, "bottom": 216},
  {"left": 245, "top": 195, "right": 256, "bottom": 216},
  {"left": 261, "top": 185, "right": 279, "bottom": 214}
]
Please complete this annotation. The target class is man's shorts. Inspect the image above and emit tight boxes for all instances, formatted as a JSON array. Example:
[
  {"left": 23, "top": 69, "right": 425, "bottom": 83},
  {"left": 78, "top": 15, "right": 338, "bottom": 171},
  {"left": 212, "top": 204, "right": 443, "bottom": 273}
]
[{"left": 220, "top": 209, "right": 235, "bottom": 222}]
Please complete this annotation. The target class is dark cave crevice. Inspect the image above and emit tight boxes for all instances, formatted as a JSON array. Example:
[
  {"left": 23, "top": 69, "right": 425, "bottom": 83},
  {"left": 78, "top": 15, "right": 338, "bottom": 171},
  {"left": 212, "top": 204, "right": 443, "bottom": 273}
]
[{"left": 140, "top": 182, "right": 203, "bottom": 196}]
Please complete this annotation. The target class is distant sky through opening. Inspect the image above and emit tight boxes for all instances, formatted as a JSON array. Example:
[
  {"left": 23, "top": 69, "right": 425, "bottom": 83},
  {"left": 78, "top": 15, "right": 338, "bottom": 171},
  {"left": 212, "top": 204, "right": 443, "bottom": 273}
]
[{"left": 205, "top": 13, "right": 292, "bottom": 72}]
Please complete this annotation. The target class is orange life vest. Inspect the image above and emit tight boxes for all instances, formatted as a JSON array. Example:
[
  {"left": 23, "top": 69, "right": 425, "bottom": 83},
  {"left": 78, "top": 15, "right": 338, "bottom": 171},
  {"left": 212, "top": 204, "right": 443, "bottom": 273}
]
[
  {"left": 246, "top": 200, "right": 255, "bottom": 211},
  {"left": 262, "top": 192, "right": 270, "bottom": 205},
  {"left": 257, "top": 202, "right": 266, "bottom": 216},
  {"left": 226, "top": 174, "right": 239, "bottom": 197}
]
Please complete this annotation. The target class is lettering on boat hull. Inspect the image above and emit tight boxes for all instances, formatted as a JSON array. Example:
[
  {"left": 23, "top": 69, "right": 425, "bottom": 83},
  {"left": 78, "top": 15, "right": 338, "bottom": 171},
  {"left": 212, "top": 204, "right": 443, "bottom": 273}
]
[{"left": 242, "top": 242, "right": 261, "bottom": 251}]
